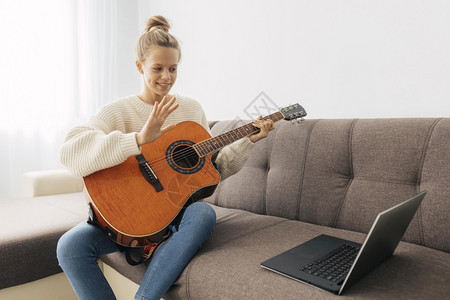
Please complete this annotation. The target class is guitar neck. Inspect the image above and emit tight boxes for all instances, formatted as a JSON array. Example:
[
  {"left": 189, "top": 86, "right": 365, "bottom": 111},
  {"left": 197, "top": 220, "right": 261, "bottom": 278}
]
[{"left": 194, "top": 111, "right": 284, "bottom": 157}]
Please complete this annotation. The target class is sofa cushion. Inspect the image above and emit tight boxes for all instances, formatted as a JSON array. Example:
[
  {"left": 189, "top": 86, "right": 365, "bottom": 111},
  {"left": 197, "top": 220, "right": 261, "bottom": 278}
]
[
  {"left": 100, "top": 204, "right": 287, "bottom": 284},
  {"left": 101, "top": 204, "right": 450, "bottom": 299},
  {"left": 0, "top": 192, "right": 86, "bottom": 289},
  {"left": 168, "top": 209, "right": 450, "bottom": 299},
  {"left": 205, "top": 119, "right": 450, "bottom": 253}
]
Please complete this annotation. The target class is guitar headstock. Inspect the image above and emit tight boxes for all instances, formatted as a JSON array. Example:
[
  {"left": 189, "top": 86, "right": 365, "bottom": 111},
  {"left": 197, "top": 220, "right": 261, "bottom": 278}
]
[{"left": 280, "top": 103, "right": 307, "bottom": 121}]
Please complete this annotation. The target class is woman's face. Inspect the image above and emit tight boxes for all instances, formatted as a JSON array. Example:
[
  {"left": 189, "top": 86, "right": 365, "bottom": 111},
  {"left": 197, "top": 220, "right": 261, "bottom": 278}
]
[{"left": 137, "top": 46, "right": 179, "bottom": 103}]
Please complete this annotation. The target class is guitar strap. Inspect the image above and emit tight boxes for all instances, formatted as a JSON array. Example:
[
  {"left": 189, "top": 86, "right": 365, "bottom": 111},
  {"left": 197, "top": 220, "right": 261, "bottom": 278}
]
[{"left": 124, "top": 230, "right": 172, "bottom": 266}]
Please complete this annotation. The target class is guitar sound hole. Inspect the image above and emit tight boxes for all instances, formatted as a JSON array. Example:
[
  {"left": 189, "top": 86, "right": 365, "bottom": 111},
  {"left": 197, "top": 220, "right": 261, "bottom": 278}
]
[
  {"left": 166, "top": 140, "right": 205, "bottom": 174},
  {"left": 172, "top": 145, "right": 199, "bottom": 169}
]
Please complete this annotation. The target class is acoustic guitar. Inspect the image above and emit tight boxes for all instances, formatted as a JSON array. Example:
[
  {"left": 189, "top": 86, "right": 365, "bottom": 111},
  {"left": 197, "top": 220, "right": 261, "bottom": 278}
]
[{"left": 84, "top": 103, "right": 307, "bottom": 247}]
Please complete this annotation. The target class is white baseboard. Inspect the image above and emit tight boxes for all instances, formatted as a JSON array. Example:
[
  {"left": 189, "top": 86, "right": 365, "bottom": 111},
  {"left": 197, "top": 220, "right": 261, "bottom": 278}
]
[
  {"left": 0, "top": 272, "right": 77, "bottom": 300},
  {"left": 0, "top": 262, "right": 141, "bottom": 300}
]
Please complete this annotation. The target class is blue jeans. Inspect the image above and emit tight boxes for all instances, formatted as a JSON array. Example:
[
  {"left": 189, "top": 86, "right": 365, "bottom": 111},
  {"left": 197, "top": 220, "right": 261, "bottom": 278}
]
[{"left": 57, "top": 202, "right": 216, "bottom": 300}]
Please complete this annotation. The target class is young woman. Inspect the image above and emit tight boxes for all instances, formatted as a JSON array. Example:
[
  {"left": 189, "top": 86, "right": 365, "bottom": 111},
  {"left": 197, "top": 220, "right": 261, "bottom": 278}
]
[{"left": 57, "top": 16, "right": 274, "bottom": 300}]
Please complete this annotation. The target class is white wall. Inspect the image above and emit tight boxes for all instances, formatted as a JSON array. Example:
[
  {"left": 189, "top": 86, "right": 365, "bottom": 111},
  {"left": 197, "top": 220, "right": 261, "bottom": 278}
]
[
  {"left": 137, "top": 0, "right": 450, "bottom": 120},
  {"left": 2, "top": 1, "right": 449, "bottom": 199}
]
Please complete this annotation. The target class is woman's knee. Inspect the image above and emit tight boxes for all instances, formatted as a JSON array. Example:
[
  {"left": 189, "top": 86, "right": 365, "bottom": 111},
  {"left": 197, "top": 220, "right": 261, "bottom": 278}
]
[
  {"left": 203, "top": 203, "right": 216, "bottom": 228},
  {"left": 56, "top": 222, "right": 101, "bottom": 261},
  {"left": 187, "top": 202, "right": 216, "bottom": 229},
  {"left": 57, "top": 228, "right": 78, "bottom": 262}
]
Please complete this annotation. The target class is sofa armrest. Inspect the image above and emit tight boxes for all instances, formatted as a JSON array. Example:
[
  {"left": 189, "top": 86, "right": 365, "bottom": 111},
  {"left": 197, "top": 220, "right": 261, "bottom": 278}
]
[{"left": 21, "top": 169, "right": 84, "bottom": 197}]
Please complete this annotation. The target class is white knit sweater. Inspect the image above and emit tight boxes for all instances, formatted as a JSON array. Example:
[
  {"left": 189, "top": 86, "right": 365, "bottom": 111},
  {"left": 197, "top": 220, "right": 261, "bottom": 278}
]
[{"left": 60, "top": 95, "right": 254, "bottom": 180}]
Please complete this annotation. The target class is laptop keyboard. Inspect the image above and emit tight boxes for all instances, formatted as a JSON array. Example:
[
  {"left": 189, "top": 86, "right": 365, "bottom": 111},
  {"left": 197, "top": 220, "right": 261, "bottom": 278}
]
[{"left": 299, "top": 244, "right": 360, "bottom": 284}]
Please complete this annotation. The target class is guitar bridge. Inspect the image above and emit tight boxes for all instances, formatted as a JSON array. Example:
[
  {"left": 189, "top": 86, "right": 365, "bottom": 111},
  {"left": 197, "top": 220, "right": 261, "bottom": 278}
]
[{"left": 135, "top": 154, "right": 164, "bottom": 192}]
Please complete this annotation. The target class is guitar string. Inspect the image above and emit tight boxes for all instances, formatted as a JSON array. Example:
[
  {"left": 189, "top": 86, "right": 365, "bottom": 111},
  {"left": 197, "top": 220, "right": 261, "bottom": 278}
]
[
  {"left": 140, "top": 113, "right": 286, "bottom": 170},
  {"left": 143, "top": 114, "right": 288, "bottom": 170},
  {"left": 143, "top": 127, "right": 255, "bottom": 170},
  {"left": 143, "top": 115, "right": 279, "bottom": 168},
  {"left": 141, "top": 121, "right": 262, "bottom": 169}
]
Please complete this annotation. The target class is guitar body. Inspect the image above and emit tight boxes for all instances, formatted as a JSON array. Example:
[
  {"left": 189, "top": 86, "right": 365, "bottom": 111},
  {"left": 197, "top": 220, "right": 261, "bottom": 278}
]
[{"left": 84, "top": 121, "right": 221, "bottom": 247}]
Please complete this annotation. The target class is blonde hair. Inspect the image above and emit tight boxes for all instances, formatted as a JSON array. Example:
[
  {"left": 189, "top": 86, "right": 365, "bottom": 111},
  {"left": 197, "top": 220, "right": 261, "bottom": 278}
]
[{"left": 135, "top": 16, "right": 181, "bottom": 62}]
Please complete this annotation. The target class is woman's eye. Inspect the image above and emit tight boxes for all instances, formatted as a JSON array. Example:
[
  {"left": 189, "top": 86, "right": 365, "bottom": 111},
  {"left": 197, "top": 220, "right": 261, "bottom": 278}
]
[
  {"left": 153, "top": 67, "right": 161, "bottom": 71},
  {"left": 170, "top": 68, "right": 177, "bottom": 72}
]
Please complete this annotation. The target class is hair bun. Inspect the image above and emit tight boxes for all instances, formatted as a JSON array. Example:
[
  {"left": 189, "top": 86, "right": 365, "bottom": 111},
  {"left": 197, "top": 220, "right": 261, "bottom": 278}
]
[
  {"left": 136, "top": 15, "right": 181, "bottom": 62},
  {"left": 145, "top": 15, "right": 170, "bottom": 33}
]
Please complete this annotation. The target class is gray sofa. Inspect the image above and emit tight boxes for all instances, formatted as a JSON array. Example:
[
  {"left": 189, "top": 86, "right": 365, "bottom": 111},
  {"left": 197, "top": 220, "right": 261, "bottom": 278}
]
[{"left": 1, "top": 118, "right": 449, "bottom": 299}]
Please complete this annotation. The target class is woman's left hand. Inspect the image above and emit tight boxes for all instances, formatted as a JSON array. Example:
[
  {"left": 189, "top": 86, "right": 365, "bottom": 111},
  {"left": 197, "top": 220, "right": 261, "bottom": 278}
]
[{"left": 249, "top": 116, "right": 275, "bottom": 143}]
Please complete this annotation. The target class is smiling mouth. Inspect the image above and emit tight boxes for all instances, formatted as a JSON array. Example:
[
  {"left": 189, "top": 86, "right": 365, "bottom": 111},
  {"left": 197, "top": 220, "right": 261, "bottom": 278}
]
[{"left": 157, "top": 82, "right": 171, "bottom": 87}]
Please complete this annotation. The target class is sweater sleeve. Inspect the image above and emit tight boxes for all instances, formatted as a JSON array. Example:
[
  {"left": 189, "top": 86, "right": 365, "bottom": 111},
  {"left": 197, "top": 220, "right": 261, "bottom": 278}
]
[
  {"left": 191, "top": 100, "right": 255, "bottom": 180},
  {"left": 214, "top": 137, "right": 254, "bottom": 181},
  {"left": 60, "top": 114, "right": 141, "bottom": 178}
]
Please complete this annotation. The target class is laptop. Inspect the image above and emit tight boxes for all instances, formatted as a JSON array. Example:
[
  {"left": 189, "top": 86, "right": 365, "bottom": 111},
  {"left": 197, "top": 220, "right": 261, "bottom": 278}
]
[{"left": 261, "top": 191, "right": 427, "bottom": 295}]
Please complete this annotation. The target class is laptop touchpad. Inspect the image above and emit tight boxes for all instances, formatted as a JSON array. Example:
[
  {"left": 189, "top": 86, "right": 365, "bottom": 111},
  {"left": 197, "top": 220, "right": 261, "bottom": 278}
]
[{"left": 288, "top": 240, "right": 330, "bottom": 259}]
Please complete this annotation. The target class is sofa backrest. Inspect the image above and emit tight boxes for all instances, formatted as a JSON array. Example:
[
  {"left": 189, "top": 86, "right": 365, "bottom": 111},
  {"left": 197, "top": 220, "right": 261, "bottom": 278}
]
[{"left": 204, "top": 118, "right": 450, "bottom": 253}]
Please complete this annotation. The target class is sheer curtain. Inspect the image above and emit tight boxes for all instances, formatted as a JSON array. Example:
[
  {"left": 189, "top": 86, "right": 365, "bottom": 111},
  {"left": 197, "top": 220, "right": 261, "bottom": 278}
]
[{"left": 0, "top": 0, "right": 136, "bottom": 200}]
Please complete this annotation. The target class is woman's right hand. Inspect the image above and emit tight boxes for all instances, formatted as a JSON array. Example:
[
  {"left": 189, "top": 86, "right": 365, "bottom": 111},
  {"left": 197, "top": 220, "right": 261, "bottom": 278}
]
[{"left": 136, "top": 95, "right": 179, "bottom": 146}]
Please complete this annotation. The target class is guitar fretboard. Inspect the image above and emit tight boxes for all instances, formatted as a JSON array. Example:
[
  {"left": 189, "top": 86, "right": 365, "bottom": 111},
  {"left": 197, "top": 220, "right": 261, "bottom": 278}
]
[{"left": 194, "top": 111, "right": 284, "bottom": 157}]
